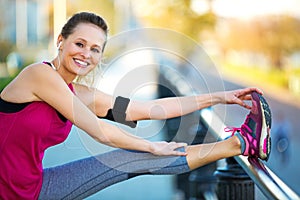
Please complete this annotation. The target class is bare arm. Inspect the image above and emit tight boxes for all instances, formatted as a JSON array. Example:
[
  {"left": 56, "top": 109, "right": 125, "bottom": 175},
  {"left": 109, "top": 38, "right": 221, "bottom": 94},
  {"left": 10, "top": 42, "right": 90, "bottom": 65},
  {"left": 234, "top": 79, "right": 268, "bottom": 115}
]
[
  {"left": 73, "top": 85, "right": 217, "bottom": 121},
  {"left": 73, "top": 83, "right": 113, "bottom": 117},
  {"left": 19, "top": 64, "right": 186, "bottom": 156},
  {"left": 126, "top": 88, "right": 263, "bottom": 121},
  {"left": 74, "top": 83, "right": 262, "bottom": 122}
]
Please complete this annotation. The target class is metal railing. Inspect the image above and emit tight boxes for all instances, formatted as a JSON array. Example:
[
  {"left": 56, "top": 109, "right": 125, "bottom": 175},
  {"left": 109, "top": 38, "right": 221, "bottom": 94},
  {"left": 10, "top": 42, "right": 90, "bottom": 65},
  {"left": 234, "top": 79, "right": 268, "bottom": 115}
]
[
  {"left": 200, "top": 108, "right": 299, "bottom": 200},
  {"left": 158, "top": 67, "right": 299, "bottom": 200}
]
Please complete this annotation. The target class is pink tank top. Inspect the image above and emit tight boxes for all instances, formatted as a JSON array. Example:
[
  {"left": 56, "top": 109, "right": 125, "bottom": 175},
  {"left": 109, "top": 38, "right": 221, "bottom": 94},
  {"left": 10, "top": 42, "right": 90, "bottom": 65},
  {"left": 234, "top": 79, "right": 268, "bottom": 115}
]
[{"left": 0, "top": 83, "right": 74, "bottom": 199}]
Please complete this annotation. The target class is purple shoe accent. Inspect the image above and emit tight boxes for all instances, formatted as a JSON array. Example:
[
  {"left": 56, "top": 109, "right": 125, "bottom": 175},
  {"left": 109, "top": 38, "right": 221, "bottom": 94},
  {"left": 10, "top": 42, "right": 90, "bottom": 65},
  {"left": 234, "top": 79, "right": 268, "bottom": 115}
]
[{"left": 226, "top": 92, "right": 272, "bottom": 161}]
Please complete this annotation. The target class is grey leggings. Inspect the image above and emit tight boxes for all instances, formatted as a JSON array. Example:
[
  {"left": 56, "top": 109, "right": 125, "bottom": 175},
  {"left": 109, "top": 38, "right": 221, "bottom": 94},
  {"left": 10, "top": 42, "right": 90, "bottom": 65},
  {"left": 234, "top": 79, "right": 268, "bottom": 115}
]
[{"left": 38, "top": 148, "right": 190, "bottom": 200}]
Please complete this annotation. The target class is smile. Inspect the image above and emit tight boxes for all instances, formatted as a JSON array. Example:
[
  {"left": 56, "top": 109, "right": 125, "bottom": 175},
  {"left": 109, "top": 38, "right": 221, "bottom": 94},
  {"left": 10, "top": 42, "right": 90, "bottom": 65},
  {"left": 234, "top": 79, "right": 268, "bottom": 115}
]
[{"left": 73, "top": 58, "right": 89, "bottom": 67}]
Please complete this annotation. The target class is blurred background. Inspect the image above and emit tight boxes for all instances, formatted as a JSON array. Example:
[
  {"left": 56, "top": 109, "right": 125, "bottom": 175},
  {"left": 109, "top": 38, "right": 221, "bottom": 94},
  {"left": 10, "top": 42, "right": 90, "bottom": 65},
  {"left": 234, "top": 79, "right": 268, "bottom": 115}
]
[{"left": 0, "top": 0, "right": 299, "bottom": 199}]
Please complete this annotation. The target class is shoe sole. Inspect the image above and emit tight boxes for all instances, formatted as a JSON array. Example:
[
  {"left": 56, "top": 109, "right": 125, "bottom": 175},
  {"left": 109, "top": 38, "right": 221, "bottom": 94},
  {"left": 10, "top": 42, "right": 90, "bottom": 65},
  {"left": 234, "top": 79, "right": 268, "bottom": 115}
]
[{"left": 253, "top": 92, "right": 272, "bottom": 160}]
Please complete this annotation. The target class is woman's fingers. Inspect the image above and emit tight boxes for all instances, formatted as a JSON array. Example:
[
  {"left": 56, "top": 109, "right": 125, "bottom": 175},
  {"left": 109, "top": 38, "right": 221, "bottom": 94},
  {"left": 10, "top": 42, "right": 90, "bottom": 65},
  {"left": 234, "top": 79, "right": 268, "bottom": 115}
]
[
  {"left": 170, "top": 142, "right": 188, "bottom": 156},
  {"left": 152, "top": 141, "right": 187, "bottom": 156},
  {"left": 231, "top": 87, "right": 264, "bottom": 109}
]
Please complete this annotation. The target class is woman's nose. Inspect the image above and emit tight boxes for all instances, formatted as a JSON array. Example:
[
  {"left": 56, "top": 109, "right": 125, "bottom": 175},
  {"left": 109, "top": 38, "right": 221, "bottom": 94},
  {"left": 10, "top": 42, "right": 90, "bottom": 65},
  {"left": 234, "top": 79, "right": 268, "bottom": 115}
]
[{"left": 81, "top": 48, "right": 91, "bottom": 58}]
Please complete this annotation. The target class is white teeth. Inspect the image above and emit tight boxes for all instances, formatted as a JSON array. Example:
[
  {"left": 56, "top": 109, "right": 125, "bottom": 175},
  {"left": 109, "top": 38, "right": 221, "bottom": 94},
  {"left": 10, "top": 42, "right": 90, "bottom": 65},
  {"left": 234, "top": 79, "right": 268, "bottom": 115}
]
[{"left": 74, "top": 59, "right": 88, "bottom": 66}]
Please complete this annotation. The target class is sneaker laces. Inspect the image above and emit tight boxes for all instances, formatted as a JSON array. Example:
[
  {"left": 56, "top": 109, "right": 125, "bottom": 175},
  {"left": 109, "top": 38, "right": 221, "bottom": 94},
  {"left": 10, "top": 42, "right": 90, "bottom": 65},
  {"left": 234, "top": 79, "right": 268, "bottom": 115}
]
[
  {"left": 224, "top": 127, "right": 241, "bottom": 136},
  {"left": 224, "top": 115, "right": 252, "bottom": 137}
]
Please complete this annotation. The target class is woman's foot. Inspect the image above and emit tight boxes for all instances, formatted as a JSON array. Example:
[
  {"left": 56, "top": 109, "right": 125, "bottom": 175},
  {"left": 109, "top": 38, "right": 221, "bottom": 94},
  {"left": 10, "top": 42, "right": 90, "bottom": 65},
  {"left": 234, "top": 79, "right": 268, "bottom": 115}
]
[{"left": 227, "top": 92, "right": 272, "bottom": 161}]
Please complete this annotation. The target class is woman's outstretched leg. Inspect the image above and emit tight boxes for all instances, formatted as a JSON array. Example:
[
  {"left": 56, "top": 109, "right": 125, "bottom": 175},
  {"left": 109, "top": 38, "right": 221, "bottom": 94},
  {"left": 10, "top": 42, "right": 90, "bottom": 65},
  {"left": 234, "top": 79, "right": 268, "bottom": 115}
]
[
  {"left": 39, "top": 148, "right": 189, "bottom": 199},
  {"left": 38, "top": 136, "right": 242, "bottom": 200},
  {"left": 186, "top": 135, "right": 241, "bottom": 170}
]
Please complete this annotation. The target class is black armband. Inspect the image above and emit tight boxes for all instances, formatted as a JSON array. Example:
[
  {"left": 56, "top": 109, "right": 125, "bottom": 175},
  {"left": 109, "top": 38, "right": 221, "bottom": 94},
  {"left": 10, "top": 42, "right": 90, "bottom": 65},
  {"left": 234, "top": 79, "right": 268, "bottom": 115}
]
[{"left": 99, "top": 96, "right": 137, "bottom": 128}]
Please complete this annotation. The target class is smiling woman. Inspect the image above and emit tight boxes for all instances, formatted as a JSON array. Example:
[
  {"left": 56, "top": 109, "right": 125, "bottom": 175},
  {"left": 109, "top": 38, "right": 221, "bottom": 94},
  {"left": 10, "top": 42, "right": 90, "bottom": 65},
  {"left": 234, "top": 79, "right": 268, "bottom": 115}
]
[
  {"left": 56, "top": 14, "right": 107, "bottom": 81},
  {"left": 0, "top": 11, "right": 271, "bottom": 200}
]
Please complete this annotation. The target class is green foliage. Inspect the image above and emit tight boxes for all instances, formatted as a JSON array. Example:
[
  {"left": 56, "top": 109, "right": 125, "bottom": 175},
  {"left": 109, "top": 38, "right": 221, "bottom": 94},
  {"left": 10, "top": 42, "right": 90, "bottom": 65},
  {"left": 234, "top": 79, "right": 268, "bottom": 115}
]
[
  {"left": 0, "top": 77, "right": 13, "bottom": 91},
  {"left": 0, "top": 41, "right": 13, "bottom": 62},
  {"left": 223, "top": 63, "right": 289, "bottom": 89}
]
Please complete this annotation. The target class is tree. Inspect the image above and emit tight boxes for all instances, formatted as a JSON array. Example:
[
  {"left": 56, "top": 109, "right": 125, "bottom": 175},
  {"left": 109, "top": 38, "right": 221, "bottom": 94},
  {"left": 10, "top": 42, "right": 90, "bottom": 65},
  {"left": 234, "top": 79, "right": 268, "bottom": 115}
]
[
  {"left": 217, "top": 15, "right": 300, "bottom": 70},
  {"left": 132, "top": 0, "right": 217, "bottom": 40}
]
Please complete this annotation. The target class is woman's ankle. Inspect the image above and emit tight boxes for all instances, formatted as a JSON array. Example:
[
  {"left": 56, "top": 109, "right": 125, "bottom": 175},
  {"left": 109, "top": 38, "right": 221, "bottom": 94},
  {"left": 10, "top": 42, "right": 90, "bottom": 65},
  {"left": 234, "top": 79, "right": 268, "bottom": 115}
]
[{"left": 231, "top": 134, "right": 244, "bottom": 155}]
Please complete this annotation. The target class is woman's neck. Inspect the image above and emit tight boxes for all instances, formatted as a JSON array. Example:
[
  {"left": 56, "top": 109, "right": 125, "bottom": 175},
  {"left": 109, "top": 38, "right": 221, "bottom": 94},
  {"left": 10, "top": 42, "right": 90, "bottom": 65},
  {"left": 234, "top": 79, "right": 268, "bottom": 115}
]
[{"left": 51, "top": 58, "right": 76, "bottom": 84}]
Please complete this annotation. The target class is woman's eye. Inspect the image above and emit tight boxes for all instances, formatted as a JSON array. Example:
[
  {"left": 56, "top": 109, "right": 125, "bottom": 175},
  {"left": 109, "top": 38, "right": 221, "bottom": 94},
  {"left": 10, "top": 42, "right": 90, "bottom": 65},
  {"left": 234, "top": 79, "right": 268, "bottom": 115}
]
[
  {"left": 76, "top": 42, "right": 83, "bottom": 47},
  {"left": 92, "top": 48, "right": 100, "bottom": 53}
]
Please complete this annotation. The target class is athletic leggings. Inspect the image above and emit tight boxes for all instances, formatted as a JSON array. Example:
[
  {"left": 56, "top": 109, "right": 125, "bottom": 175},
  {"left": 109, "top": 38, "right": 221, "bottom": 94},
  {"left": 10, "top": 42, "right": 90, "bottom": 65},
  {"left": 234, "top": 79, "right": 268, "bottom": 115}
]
[{"left": 38, "top": 148, "right": 190, "bottom": 200}]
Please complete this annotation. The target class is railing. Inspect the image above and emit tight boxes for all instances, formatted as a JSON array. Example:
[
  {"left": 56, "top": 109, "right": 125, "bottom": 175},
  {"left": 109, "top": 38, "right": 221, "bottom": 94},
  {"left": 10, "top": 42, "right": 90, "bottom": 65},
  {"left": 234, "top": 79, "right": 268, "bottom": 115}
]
[
  {"left": 158, "top": 67, "right": 299, "bottom": 200},
  {"left": 200, "top": 108, "right": 299, "bottom": 200}
]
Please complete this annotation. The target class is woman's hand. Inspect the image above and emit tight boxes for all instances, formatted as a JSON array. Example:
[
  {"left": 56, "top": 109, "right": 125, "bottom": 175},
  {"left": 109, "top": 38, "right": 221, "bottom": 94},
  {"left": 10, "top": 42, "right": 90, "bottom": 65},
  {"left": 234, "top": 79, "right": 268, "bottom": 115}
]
[
  {"left": 150, "top": 141, "right": 188, "bottom": 156},
  {"left": 218, "top": 87, "right": 263, "bottom": 109}
]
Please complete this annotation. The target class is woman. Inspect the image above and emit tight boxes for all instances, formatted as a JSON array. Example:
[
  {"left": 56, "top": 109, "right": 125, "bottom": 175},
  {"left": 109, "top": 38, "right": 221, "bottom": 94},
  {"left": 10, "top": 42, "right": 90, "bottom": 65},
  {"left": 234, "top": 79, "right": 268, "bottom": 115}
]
[{"left": 0, "top": 12, "right": 271, "bottom": 199}]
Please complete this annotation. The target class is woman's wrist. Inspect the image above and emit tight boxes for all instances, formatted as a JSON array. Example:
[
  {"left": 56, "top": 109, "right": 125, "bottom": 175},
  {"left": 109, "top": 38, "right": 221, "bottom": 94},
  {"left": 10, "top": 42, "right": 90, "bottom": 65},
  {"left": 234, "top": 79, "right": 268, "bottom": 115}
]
[
  {"left": 148, "top": 141, "right": 156, "bottom": 154},
  {"left": 211, "top": 92, "right": 225, "bottom": 105},
  {"left": 198, "top": 92, "right": 223, "bottom": 107}
]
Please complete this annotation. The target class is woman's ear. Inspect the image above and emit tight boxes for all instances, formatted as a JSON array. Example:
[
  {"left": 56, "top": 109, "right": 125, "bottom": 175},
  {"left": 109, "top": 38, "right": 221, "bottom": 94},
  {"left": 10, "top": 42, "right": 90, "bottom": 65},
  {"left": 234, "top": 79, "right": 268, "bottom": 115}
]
[{"left": 57, "top": 35, "right": 63, "bottom": 49}]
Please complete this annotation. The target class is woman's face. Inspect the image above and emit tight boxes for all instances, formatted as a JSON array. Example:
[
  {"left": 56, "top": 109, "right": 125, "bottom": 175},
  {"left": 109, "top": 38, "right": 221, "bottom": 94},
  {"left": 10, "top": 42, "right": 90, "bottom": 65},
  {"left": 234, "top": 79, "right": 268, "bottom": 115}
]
[{"left": 59, "top": 23, "right": 106, "bottom": 77}]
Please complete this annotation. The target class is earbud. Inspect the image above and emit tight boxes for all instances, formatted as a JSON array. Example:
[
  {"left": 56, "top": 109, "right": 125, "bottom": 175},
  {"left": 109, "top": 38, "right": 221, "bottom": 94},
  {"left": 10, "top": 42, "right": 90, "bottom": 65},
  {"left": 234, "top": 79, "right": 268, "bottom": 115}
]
[{"left": 58, "top": 41, "right": 62, "bottom": 50}]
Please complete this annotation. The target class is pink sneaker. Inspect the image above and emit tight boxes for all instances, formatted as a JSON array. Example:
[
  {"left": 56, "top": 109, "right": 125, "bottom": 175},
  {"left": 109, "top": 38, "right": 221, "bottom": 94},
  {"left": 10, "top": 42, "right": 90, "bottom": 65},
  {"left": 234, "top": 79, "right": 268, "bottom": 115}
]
[{"left": 227, "top": 92, "right": 272, "bottom": 160}]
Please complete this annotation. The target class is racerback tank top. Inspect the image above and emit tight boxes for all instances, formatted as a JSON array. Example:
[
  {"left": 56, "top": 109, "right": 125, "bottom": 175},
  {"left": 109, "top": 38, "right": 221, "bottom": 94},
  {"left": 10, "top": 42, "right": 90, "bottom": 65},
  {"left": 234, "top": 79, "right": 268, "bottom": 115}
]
[{"left": 0, "top": 62, "right": 74, "bottom": 199}]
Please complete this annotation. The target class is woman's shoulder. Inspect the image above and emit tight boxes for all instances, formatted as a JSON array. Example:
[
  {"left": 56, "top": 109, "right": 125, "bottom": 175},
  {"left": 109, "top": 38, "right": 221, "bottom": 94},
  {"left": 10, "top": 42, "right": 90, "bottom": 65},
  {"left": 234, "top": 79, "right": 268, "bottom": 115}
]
[
  {"left": 22, "top": 62, "right": 54, "bottom": 74},
  {"left": 1, "top": 63, "right": 47, "bottom": 103},
  {"left": 1, "top": 62, "right": 60, "bottom": 103},
  {"left": 20, "top": 62, "right": 63, "bottom": 86}
]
